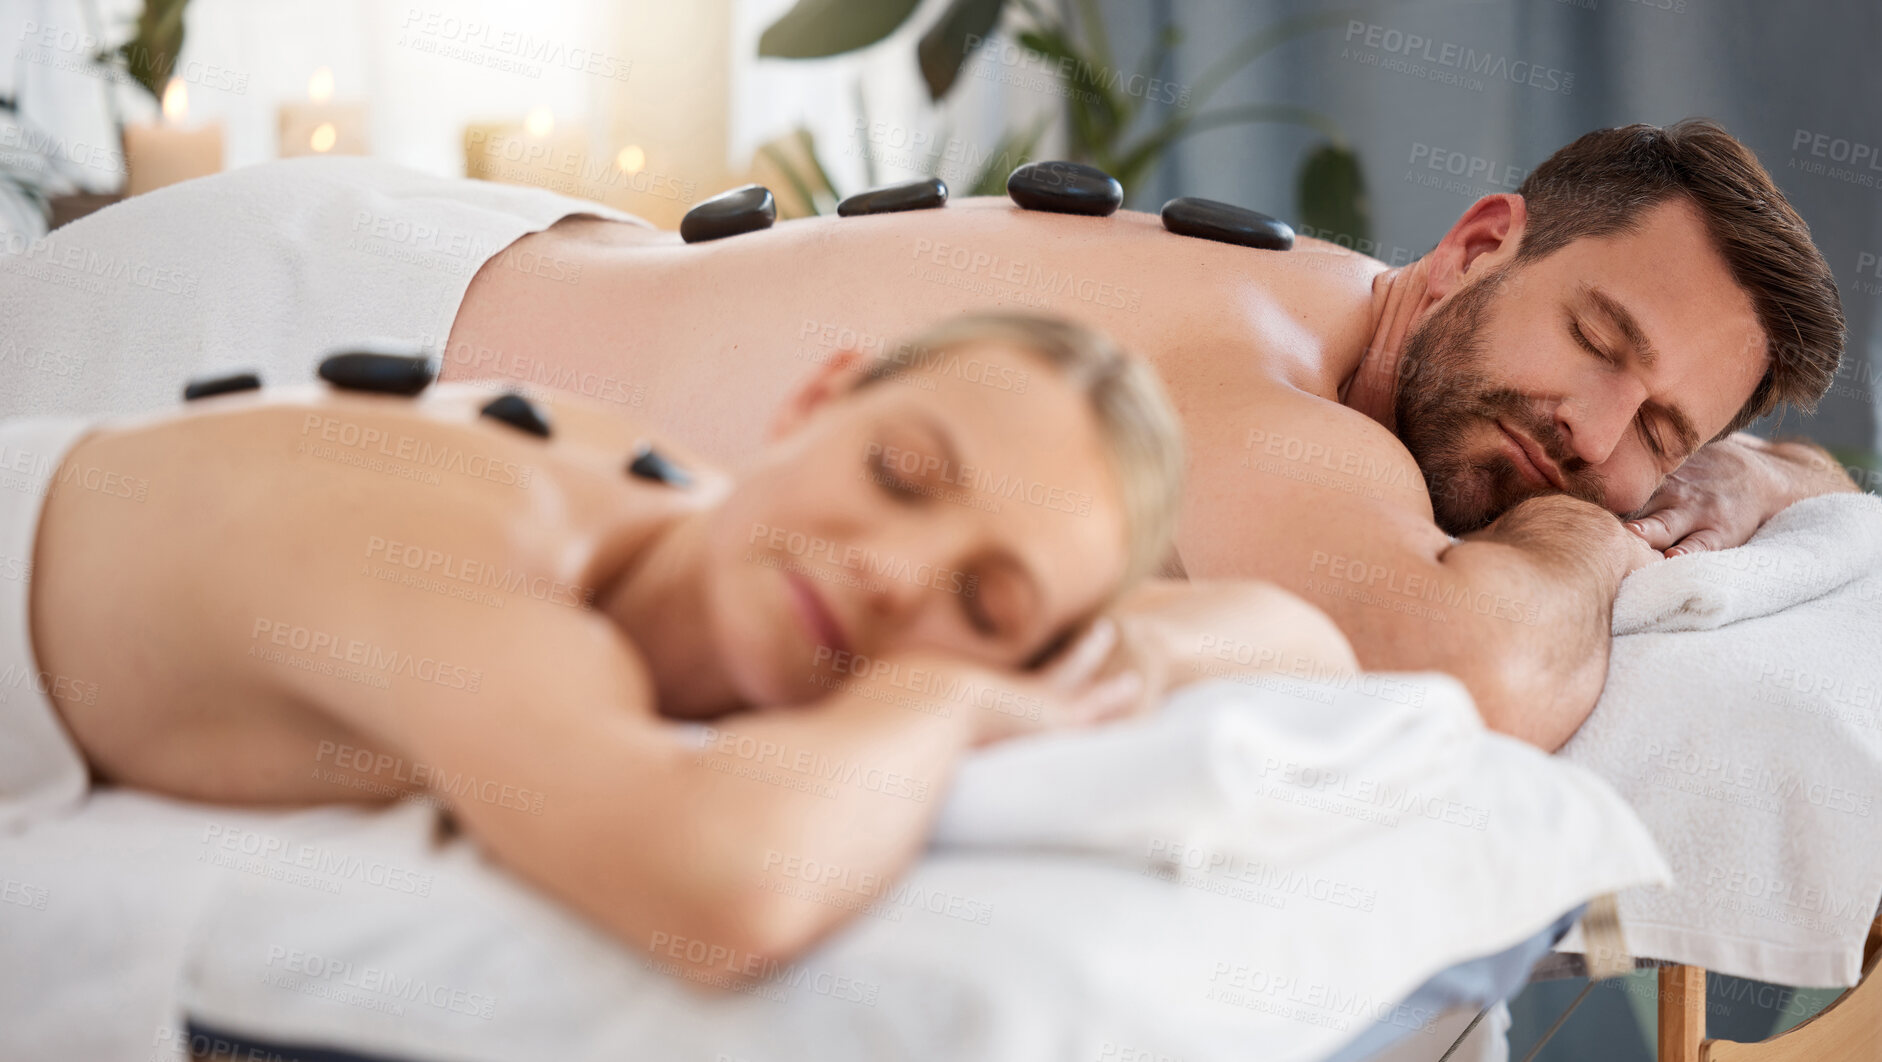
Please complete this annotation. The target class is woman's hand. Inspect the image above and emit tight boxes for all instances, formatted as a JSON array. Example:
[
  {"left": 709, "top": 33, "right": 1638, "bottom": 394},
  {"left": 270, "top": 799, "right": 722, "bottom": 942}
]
[
  {"left": 1105, "top": 579, "right": 1360, "bottom": 705},
  {"left": 838, "top": 622, "right": 1147, "bottom": 749}
]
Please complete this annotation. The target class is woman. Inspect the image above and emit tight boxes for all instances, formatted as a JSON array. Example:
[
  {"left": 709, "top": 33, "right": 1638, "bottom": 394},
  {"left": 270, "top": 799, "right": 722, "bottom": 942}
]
[{"left": 11, "top": 312, "right": 1355, "bottom": 982}]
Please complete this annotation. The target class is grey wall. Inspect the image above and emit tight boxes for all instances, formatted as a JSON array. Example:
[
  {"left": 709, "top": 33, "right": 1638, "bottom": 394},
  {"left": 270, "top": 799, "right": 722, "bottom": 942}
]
[{"left": 1101, "top": 0, "right": 1882, "bottom": 453}]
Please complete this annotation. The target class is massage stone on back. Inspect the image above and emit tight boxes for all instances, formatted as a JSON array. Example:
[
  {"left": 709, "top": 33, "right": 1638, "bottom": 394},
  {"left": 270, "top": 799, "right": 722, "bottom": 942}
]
[
  {"left": 479, "top": 392, "right": 552, "bottom": 438},
  {"left": 1160, "top": 197, "right": 1295, "bottom": 251},
  {"left": 627, "top": 442, "right": 692, "bottom": 488},
  {"left": 182, "top": 371, "right": 262, "bottom": 401},
  {"left": 1005, "top": 161, "right": 1123, "bottom": 217},
  {"left": 679, "top": 184, "right": 776, "bottom": 243},
  {"left": 317, "top": 343, "right": 438, "bottom": 396},
  {"left": 836, "top": 177, "right": 948, "bottom": 217}
]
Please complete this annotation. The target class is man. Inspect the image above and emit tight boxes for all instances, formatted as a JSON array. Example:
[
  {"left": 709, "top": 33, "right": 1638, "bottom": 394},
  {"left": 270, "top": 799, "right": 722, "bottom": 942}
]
[
  {"left": 440, "top": 119, "right": 1854, "bottom": 747},
  {"left": 0, "top": 119, "right": 1856, "bottom": 748}
]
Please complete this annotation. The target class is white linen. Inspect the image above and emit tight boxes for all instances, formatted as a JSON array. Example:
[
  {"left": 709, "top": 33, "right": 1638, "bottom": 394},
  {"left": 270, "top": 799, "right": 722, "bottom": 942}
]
[
  {"left": 0, "top": 157, "right": 645, "bottom": 422},
  {"left": 1559, "top": 491, "right": 1882, "bottom": 986},
  {"left": 935, "top": 671, "right": 1471, "bottom": 871},
  {"left": 0, "top": 416, "right": 96, "bottom": 829},
  {"left": 0, "top": 674, "right": 1668, "bottom": 1062}
]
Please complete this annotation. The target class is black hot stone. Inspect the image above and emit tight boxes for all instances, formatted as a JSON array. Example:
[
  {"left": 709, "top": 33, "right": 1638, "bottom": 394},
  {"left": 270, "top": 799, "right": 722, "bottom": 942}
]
[
  {"left": 837, "top": 177, "right": 948, "bottom": 217},
  {"left": 182, "top": 370, "right": 261, "bottom": 401},
  {"left": 1159, "top": 197, "right": 1295, "bottom": 251},
  {"left": 317, "top": 344, "right": 438, "bottom": 396},
  {"left": 1005, "top": 161, "right": 1123, "bottom": 217},
  {"left": 627, "top": 443, "right": 692, "bottom": 488},
  {"left": 680, "top": 184, "right": 776, "bottom": 243},
  {"left": 479, "top": 392, "right": 552, "bottom": 438}
]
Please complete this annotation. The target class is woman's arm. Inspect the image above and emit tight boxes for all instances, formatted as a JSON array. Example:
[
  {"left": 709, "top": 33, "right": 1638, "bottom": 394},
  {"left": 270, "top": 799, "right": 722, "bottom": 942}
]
[
  {"left": 317, "top": 609, "right": 1136, "bottom": 987},
  {"left": 1108, "top": 578, "right": 1361, "bottom": 707}
]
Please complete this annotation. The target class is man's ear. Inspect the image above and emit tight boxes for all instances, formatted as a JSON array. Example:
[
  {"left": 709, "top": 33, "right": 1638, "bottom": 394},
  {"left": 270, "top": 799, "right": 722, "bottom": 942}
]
[
  {"left": 769, "top": 348, "right": 870, "bottom": 441},
  {"left": 1426, "top": 193, "right": 1528, "bottom": 300}
]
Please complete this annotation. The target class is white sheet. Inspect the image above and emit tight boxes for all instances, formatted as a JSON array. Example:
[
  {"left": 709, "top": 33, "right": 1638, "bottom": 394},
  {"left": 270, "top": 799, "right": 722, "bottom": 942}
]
[
  {"left": 1559, "top": 491, "right": 1882, "bottom": 985},
  {"left": 0, "top": 157, "right": 644, "bottom": 423},
  {"left": 0, "top": 674, "right": 1668, "bottom": 1062}
]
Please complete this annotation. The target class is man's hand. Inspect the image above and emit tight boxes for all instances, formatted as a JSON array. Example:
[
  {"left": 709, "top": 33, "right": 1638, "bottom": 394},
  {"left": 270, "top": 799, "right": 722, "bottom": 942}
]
[{"left": 1624, "top": 433, "right": 1858, "bottom": 556}]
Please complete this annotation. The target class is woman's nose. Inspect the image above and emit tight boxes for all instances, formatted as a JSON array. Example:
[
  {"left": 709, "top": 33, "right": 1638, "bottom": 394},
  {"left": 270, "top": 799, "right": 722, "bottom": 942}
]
[{"left": 859, "top": 522, "right": 970, "bottom": 622}]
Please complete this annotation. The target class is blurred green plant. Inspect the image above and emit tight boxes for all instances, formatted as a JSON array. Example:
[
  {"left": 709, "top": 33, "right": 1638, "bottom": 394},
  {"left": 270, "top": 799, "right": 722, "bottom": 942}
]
[
  {"left": 755, "top": 0, "right": 1370, "bottom": 242},
  {"left": 0, "top": 0, "right": 190, "bottom": 225},
  {"left": 1830, "top": 448, "right": 1882, "bottom": 496},
  {"left": 109, "top": 0, "right": 192, "bottom": 103}
]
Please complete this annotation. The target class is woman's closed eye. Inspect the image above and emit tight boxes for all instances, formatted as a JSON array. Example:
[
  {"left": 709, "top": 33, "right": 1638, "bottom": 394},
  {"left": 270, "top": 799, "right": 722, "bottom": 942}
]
[
  {"left": 962, "top": 588, "right": 999, "bottom": 637},
  {"left": 963, "top": 564, "right": 1034, "bottom": 644},
  {"left": 869, "top": 448, "right": 925, "bottom": 502}
]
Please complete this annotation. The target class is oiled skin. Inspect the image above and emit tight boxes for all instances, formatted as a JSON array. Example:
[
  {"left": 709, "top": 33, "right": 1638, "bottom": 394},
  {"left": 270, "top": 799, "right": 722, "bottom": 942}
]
[{"left": 31, "top": 384, "right": 684, "bottom": 805}]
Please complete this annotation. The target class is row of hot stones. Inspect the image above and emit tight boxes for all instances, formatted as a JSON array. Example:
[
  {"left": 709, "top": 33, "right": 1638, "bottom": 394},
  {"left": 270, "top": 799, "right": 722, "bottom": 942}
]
[
  {"left": 680, "top": 160, "right": 1296, "bottom": 252},
  {"left": 181, "top": 349, "right": 691, "bottom": 488},
  {"left": 175, "top": 160, "right": 1292, "bottom": 485}
]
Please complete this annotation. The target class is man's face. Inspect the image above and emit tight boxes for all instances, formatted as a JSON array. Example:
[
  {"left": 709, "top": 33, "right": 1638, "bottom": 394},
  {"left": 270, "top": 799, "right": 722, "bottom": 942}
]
[{"left": 1395, "top": 198, "right": 1770, "bottom": 535}]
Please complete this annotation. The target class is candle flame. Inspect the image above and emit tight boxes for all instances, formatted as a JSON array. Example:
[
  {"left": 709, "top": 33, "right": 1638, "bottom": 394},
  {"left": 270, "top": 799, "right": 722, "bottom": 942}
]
[
  {"left": 524, "top": 108, "right": 554, "bottom": 138},
  {"left": 161, "top": 78, "right": 188, "bottom": 123},
  {"left": 615, "top": 145, "right": 645, "bottom": 175},
  {"left": 310, "top": 122, "right": 338, "bottom": 154},
  {"left": 309, "top": 67, "right": 335, "bottom": 105}
]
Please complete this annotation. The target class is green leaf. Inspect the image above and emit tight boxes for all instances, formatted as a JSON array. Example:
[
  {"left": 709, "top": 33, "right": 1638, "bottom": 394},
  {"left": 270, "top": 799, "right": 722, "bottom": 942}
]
[
  {"left": 1189, "top": 8, "right": 1363, "bottom": 112},
  {"left": 968, "top": 116, "right": 1050, "bottom": 197},
  {"left": 759, "top": 128, "right": 839, "bottom": 217},
  {"left": 1297, "top": 141, "right": 1370, "bottom": 247},
  {"left": 758, "top": 0, "right": 923, "bottom": 59},
  {"left": 1017, "top": 28, "right": 1121, "bottom": 157},
  {"left": 917, "top": 0, "right": 1008, "bottom": 101},
  {"left": 117, "top": 0, "right": 190, "bottom": 103}
]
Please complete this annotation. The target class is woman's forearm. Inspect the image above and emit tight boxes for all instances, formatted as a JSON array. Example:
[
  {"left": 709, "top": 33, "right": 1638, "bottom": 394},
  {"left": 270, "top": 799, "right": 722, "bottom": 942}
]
[{"left": 649, "top": 659, "right": 990, "bottom": 976}]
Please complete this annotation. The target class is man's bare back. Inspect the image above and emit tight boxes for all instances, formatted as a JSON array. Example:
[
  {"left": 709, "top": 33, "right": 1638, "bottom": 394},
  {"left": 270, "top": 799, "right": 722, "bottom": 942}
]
[
  {"left": 437, "top": 140, "right": 1856, "bottom": 747},
  {"left": 442, "top": 200, "right": 1640, "bottom": 744},
  {"left": 445, "top": 197, "right": 1393, "bottom": 467}
]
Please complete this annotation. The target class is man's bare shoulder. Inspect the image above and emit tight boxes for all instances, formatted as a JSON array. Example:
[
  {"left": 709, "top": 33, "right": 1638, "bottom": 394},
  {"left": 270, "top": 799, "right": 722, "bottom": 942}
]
[{"left": 1174, "top": 377, "right": 1448, "bottom": 580}]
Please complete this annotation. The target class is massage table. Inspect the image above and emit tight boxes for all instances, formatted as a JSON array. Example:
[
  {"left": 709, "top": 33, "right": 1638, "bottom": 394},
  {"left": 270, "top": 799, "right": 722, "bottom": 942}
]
[{"left": 1653, "top": 917, "right": 1882, "bottom": 1062}]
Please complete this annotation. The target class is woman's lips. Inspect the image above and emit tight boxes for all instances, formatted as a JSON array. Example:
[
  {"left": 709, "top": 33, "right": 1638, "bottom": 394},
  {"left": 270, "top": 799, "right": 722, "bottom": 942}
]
[
  {"left": 1497, "top": 420, "right": 1564, "bottom": 491},
  {"left": 784, "top": 571, "right": 851, "bottom": 658}
]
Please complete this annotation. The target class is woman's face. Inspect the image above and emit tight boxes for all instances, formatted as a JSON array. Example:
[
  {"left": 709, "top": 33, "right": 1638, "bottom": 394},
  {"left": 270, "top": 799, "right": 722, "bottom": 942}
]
[{"left": 701, "top": 339, "right": 1129, "bottom": 708}]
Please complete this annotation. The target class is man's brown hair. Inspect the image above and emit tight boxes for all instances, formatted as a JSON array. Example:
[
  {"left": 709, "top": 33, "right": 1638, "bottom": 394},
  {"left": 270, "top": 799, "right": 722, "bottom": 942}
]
[{"left": 1513, "top": 118, "right": 1844, "bottom": 439}]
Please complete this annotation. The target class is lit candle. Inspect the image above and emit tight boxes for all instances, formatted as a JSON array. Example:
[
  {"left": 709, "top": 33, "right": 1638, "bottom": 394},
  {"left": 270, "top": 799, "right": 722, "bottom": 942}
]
[
  {"left": 464, "top": 107, "right": 589, "bottom": 193},
  {"left": 123, "top": 79, "right": 224, "bottom": 196},
  {"left": 278, "top": 67, "right": 370, "bottom": 158}
]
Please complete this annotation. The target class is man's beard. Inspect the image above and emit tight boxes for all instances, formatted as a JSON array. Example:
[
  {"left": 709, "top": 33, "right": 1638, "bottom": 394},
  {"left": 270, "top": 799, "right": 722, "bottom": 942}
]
[{"left": 1393, "top": 265, "right": 1604, "bottom": 536}]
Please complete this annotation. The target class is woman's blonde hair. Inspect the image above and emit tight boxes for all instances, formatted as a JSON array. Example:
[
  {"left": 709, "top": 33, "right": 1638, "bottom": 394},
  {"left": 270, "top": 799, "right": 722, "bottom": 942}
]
[{"left": 855, "top": 312, "right": 1185, "bottom": 596}]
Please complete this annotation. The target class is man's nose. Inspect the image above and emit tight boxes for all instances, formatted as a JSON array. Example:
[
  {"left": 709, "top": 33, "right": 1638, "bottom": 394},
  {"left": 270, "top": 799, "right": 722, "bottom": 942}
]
[{"left": 1554, "top": 374, "right": 1648, "bottom": 467}]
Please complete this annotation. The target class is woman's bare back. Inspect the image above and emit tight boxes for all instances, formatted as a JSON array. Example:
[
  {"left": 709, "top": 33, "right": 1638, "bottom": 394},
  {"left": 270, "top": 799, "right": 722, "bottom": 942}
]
[{"left": 29, "top": 383, "right": 705, "bottom": 806}]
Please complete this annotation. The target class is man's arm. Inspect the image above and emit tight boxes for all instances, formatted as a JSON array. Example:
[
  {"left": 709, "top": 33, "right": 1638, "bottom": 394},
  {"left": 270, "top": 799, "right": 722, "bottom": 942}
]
[
  {"left": 1173, "top": 382, "right": 1659, "bottom": 749},
  {"left": 1624, "top": 432, "right": 1862, "bottom": 555}
]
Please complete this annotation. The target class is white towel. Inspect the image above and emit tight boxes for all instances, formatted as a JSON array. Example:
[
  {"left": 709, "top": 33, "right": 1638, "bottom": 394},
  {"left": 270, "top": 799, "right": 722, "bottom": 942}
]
[
  {"left": 935, "top": 672, "right": 1480, "bottom": 871},
  {"left": 0, "top": 157, "right": 645, "bottom": 422},
  {"left": 1559, "top": 492, "right": 1882, "bottom": 986},
  {"left": 0, "top": 416, "right": 97, "bottom": 829}
]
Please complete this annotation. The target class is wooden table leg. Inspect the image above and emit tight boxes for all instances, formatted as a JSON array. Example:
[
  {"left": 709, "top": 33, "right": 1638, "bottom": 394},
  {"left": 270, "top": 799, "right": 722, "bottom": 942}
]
[{"left": 1659, "top": 964, "right": 1707, "bottom": 1062}]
